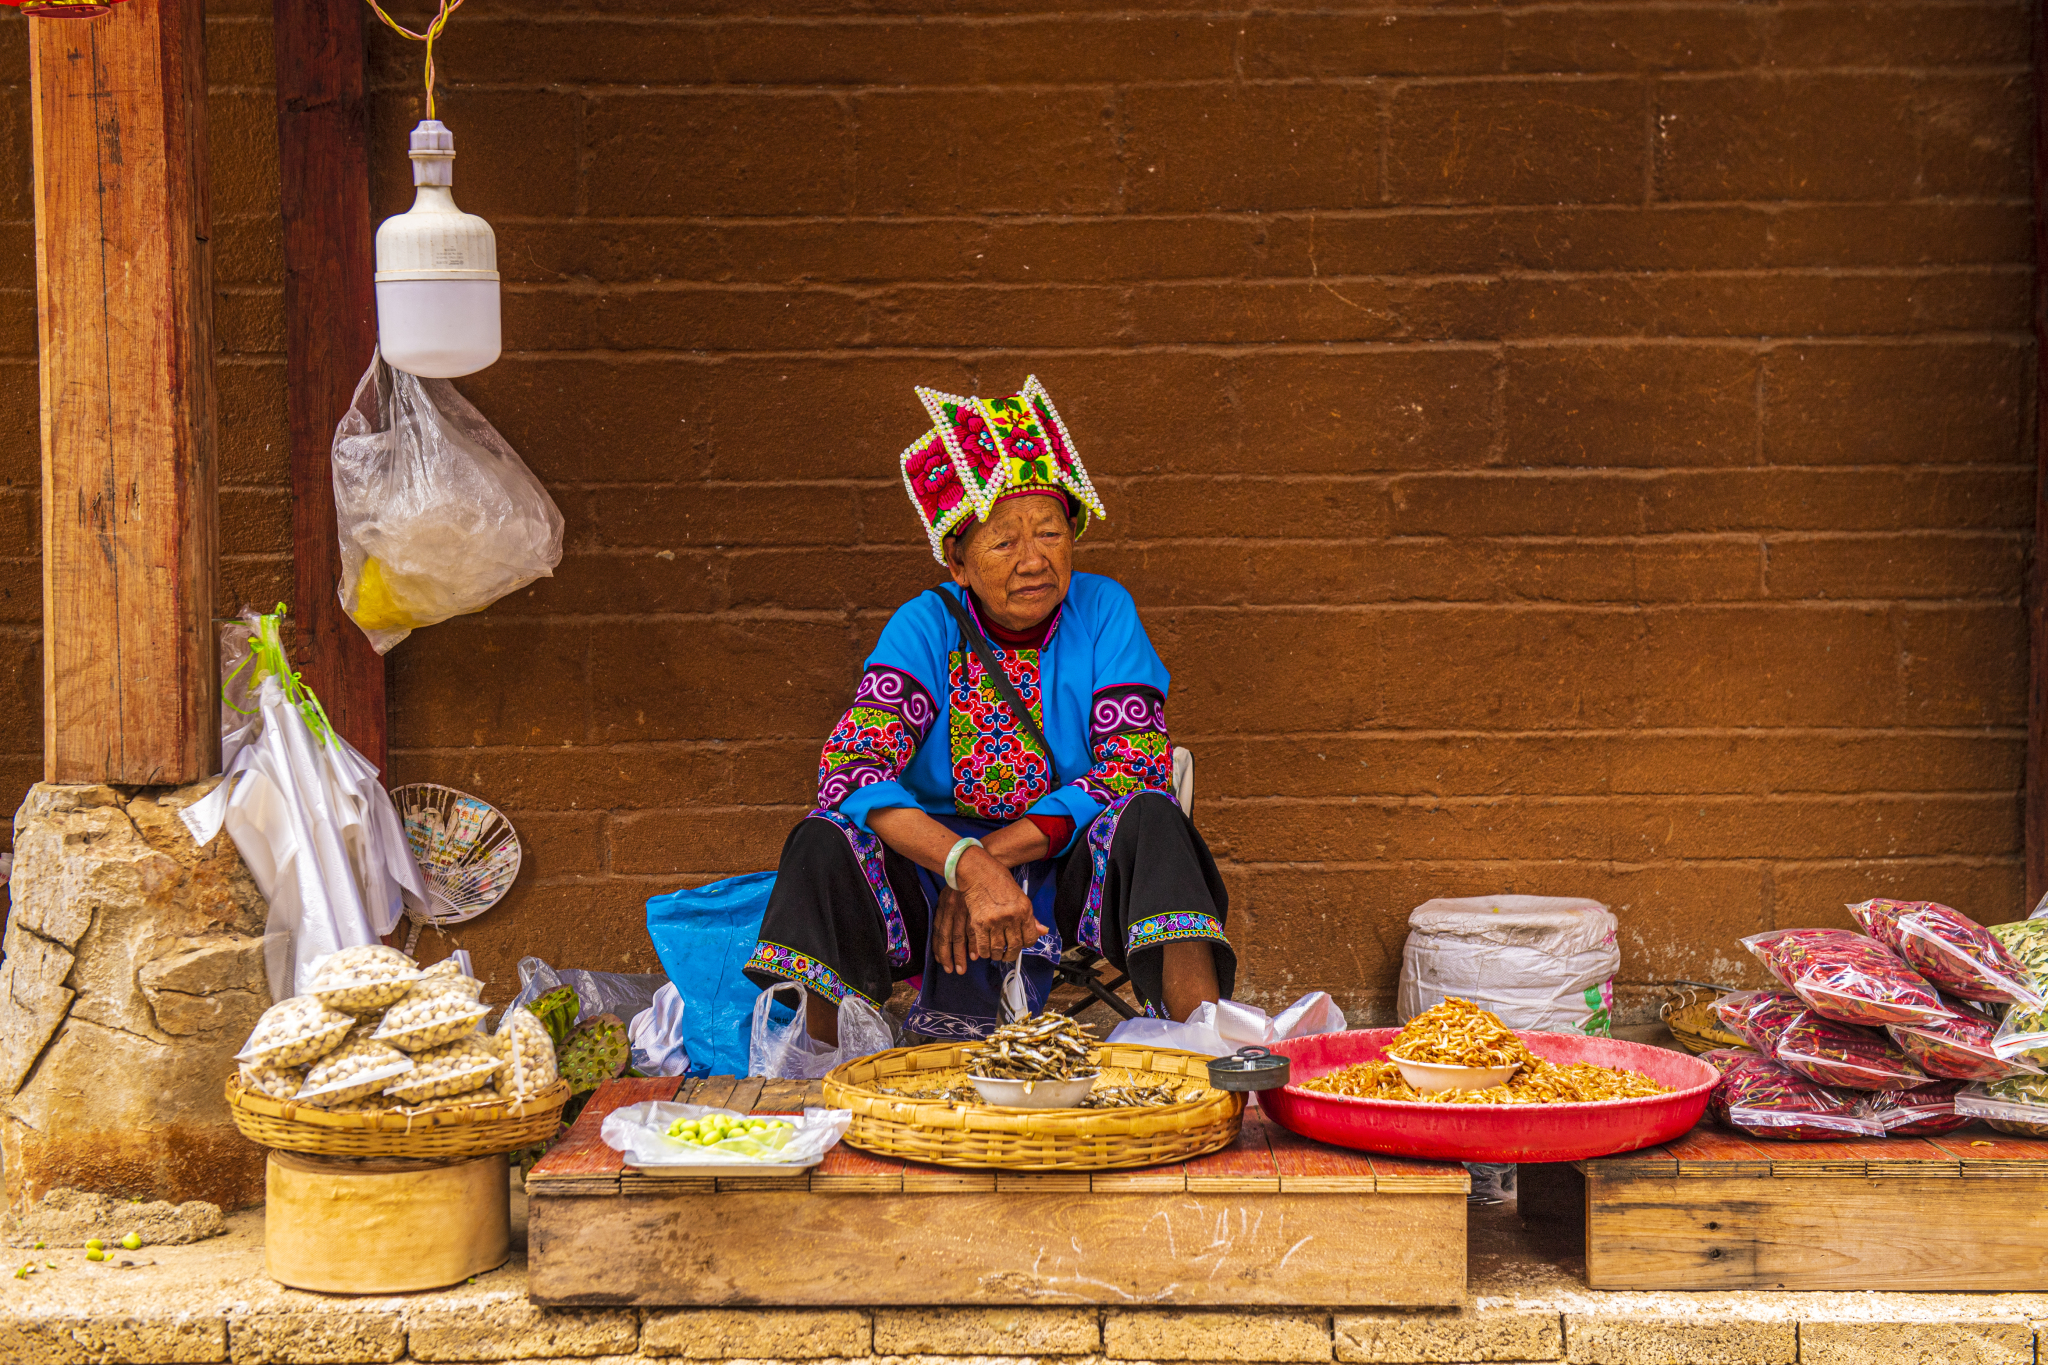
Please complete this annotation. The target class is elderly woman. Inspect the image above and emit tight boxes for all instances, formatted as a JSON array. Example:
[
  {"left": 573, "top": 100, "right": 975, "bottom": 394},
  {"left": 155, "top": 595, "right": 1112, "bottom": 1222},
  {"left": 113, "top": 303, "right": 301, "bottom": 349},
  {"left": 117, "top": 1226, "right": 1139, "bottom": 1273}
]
[{"left": 745, "top": 378, "right": 1235, "bottom": 1043}]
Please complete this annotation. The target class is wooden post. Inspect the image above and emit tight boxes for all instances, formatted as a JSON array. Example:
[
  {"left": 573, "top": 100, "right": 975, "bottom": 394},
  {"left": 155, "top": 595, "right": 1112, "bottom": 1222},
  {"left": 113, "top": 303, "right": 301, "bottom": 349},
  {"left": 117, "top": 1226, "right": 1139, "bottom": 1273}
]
[
  {"left": 273, "top": 0, "right": 385, "bottom": 773},
  {"left": 2028, "top": 0, "right": 2048, "bottom": 908},
  {"left": 31, "top": 0, "right": 217, "bottom": 785}
]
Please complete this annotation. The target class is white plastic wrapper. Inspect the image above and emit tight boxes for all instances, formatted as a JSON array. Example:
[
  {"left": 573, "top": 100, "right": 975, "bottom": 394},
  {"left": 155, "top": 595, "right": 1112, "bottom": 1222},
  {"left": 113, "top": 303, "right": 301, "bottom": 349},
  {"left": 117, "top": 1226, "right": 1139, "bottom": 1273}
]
[
  {"left": 600, "top": 1102, "right": 853, "bottom": 1169},
  {"left": 1106, "top": 991, "right": 1347, "bottom": 1058},
  {"left": 1398, "top": 895, "right": 1619, "bottom": 1034},
  {"left": 331, "top": 354, "right": 565, "bottom": 654},
  {"left": 297, "top": 1033, "right": 416, "bottom": 1106},
  {"left": 496, "top": 1005, "right": 560, "bottom": 1099},
  {"left": 239, "top": 1061, "right": 304, "bottom": 1101},
  {"left": 749, "top": 981, "right": 894, "bottom": 1080},
  {"left": 629, "top": 982, "right": 689, "bottom": 1077},
  {"left": 373, "top": 993, "right": 490, "bottom": 1053},
  {"left": 384, "top": 1036, "right": 502, "bottom": 1104},
  {"left": 237, "top": 996, "right": 355, "bottom": 1067},
  {"left": 308, "top": 945, "right": 423, "bottom": 1012}
]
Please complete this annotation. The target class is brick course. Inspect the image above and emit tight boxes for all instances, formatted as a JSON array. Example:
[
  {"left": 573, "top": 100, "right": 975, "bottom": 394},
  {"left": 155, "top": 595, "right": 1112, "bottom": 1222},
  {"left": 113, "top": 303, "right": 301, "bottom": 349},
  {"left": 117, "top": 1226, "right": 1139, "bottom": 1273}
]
[{"left": 0, "top": 0, "right": 2033, "bottom": 1018}]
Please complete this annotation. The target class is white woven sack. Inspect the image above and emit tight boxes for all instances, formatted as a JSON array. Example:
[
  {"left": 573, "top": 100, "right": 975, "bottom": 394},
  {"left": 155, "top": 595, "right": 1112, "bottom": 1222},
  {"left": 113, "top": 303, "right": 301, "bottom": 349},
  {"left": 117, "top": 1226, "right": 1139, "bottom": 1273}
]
[{"left": 1397, "top": 894, "right": 1619, "bottom": 1035}]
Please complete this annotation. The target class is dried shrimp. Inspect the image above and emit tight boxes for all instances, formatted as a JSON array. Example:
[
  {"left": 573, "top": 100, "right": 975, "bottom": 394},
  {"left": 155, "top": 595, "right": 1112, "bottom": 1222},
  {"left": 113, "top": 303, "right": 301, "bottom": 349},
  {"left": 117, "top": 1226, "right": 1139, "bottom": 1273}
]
[
  {"left": 1303, "top": 998, "right": 1672, "bottom": 1105},
  {"left": 1383, "top": 998, "right": 1534, "bottom": 1068}
]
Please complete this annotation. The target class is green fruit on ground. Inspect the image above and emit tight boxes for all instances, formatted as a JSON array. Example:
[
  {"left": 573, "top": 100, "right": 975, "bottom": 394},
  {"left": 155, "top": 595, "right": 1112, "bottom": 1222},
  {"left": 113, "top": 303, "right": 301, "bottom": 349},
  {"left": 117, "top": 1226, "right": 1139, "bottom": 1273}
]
[
  {"left": 556, "top": 1013, "right": 629, "bottom": 1095},
  {"left": 120, "top": 1234, "right": 141, "bottom": 1251}
]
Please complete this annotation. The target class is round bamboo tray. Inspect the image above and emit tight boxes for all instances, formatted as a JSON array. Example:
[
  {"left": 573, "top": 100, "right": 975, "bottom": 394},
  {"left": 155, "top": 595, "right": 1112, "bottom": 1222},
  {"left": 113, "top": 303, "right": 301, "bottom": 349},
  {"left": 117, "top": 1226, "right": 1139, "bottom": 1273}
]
[
  {"left": 1661, "top": 986, "right": 1748, "bottom": 1055},
  {"left": 225, "top": 1076, "right": 570, "bottom": 1159},
  {"left": 824, "top": 1041, "right": 1243, "bottom": 1170}
]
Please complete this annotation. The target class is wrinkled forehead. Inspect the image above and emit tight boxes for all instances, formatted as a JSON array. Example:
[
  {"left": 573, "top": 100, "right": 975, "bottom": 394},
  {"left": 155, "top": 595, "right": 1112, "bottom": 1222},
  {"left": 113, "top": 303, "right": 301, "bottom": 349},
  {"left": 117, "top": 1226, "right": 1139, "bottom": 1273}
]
[{"left": 946, "top": 491, "right": 1075, "bottom": 556}]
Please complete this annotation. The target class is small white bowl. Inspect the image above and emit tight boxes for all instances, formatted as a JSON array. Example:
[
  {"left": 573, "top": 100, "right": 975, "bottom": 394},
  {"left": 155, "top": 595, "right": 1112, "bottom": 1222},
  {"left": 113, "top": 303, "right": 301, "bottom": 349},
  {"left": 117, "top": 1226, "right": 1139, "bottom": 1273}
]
[
  {"left": 1384, "top": 1052, "right": 1520, "bottom": 1095},
  {"left": 966, "top": 1073, "right": 1098, "bottom": 1109}
]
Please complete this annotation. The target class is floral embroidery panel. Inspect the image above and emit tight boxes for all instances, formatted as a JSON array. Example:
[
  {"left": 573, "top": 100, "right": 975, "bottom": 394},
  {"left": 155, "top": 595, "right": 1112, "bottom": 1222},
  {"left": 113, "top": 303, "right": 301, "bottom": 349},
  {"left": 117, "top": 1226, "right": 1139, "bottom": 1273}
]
[
  {"left": 816, "top": 665, "right": 936, "bottom": 810},
  {"left": 949, "top": 646, "right": 1055, "bottom": 820}
]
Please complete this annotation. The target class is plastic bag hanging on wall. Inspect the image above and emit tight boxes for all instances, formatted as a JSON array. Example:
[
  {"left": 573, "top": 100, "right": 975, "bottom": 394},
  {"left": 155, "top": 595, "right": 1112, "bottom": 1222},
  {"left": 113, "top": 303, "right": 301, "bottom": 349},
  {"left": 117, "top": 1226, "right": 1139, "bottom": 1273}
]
[{"left": 330, "top": 352, "right": 564, "bottom": 653}]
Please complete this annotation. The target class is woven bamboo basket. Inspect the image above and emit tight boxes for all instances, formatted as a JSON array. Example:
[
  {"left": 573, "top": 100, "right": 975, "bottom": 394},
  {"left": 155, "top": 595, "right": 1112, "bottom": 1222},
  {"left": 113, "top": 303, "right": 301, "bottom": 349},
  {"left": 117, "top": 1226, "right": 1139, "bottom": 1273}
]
[
  {"left": 225, "top": 1076, "right": 570, "bottom": 1160},
  {"left": 823, "top": 1041, "right": 1243, "bottom": 1170},
  {"left": 1660, "top": 985, "right": 1748, "bottom": 1055}
]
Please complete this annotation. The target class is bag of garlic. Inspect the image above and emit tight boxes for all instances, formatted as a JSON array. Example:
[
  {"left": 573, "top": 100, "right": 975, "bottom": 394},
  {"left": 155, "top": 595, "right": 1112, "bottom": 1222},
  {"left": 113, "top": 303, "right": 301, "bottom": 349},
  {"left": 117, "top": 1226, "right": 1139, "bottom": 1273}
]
[
  {"left": 373, "top": 992, "right": 491, "bottom": 1052},
  {"left": 297, "top": 1031, "right": 417, "bottom": 1107},
  {"left": 385, "top": 1037, "right": 502, "bottom": 1104},
  {"left": 237, "top": 996, "right": 356, "bottom": 1068},
  {"left": 496, "top": 1005, "right": 560, "bottom": 1100}
]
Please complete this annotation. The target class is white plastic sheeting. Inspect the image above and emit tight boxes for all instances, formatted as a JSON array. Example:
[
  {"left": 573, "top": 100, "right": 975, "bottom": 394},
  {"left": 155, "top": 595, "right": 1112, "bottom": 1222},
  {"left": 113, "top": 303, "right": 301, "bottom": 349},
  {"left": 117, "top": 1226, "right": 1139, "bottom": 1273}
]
[
  {"left": 180, "top": 612, "right": 429, "bottom": 1001},
  {"left": 1105, "top": 991, "right": 1348, "bottom": 1057}
]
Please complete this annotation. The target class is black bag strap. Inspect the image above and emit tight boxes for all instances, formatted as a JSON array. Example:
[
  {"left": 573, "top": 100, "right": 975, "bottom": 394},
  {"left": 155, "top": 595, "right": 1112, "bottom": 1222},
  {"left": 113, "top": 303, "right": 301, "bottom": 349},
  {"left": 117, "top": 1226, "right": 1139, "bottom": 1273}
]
[{"left": 927, "top": 588, "right": 1060, "bottom": 787}]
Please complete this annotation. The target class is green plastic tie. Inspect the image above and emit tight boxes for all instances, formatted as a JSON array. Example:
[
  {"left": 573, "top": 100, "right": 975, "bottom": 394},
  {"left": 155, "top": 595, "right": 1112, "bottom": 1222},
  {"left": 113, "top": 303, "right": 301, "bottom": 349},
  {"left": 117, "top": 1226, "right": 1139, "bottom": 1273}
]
[{"left": 225, "top": 604, "right": 339, "bottom": 751}]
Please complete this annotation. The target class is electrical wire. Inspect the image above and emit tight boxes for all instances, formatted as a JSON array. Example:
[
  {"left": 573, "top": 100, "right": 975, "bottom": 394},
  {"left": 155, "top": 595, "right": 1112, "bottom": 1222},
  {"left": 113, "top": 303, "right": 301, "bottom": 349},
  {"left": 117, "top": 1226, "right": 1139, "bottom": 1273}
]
[{"left": 362, "top": 0, "right": 468, "bottom": 121}]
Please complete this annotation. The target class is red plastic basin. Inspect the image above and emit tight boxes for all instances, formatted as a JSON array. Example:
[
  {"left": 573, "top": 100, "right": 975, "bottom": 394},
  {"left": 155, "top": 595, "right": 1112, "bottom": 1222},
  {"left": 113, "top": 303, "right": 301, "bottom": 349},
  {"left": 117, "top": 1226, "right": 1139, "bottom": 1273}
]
[{"left": 1259, "top": 1029, "right": 1720, "bottom": 1164}]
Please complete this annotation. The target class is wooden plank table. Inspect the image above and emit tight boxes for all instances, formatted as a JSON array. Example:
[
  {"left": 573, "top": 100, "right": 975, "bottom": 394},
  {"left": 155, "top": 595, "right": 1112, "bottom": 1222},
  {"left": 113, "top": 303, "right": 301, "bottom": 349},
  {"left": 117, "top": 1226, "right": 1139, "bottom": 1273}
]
[
  {"left": 1575, "top": 1121, "right": 2048, "bottom": 1291},
  {"left": 528, "top": 1080, "right": 1468, "bottom": 1307}
]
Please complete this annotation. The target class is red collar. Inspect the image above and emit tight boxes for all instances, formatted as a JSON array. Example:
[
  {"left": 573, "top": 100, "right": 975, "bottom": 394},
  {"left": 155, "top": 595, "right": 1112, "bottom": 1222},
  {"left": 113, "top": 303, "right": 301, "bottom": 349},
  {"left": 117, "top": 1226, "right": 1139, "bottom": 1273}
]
[{"left": 970, "top": 593, "right": 1057, "bottom": 650}]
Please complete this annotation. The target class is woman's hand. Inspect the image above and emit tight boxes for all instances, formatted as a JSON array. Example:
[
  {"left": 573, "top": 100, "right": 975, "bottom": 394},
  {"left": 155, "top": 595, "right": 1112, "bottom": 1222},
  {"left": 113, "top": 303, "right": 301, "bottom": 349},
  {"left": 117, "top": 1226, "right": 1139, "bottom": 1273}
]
[{"left": 935, "top": 848, "right": 1047, "bottom": 973}]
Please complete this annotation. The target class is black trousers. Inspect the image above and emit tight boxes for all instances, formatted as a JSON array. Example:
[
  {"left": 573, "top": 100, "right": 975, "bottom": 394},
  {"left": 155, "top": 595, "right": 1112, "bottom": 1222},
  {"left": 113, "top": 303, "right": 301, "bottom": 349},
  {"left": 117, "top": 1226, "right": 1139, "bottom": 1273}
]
[{"left": 746, "top": 792, "right": 1236, "bottom": 1020}]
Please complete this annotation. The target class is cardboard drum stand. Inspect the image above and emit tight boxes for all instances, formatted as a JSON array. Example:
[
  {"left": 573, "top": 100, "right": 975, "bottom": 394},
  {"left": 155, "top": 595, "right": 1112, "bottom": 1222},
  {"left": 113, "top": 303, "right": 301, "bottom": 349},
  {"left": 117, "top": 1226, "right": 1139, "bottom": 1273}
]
[{"left": 266, "top": 1151, "right": 511, "bottom": 1292}]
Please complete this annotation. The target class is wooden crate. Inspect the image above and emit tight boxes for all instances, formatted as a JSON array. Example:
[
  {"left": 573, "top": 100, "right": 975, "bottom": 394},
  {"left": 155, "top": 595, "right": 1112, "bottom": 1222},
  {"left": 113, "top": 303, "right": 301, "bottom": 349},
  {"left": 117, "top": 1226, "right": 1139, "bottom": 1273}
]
[
  {"left": 527, "top": 1077, "right": 1468, "bottom": 1307},
  {"left": 1575, "top": 1122, "right": 2048, "bottom": 1291}
]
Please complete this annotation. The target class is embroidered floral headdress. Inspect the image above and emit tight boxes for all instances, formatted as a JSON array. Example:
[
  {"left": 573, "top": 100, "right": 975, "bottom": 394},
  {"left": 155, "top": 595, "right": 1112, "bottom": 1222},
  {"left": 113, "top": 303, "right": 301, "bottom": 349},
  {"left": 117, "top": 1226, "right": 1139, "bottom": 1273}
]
[{"left": 899, "top": 376, "right": 1108, "bottom": 563}]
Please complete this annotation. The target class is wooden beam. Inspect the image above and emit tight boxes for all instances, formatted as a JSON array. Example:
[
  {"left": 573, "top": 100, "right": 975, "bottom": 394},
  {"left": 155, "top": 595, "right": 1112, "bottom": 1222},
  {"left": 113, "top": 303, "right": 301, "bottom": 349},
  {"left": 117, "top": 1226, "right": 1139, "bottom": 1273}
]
[
  {"left": 31, "top": 0, "right": 217, "bottom": 786},
  {"left": 273, "top": 0, "right": 384, "bottom": 773},
  {"left": 2028, "top": 0, "right": 2048, "bottom": 907}
]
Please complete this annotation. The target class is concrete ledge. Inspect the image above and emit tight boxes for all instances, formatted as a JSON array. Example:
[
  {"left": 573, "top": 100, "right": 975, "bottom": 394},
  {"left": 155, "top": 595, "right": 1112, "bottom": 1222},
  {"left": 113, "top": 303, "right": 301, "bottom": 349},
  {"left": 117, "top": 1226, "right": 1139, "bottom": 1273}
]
[{"left": 5, "top": 1207, "right": 2048, "bottom": 1365}]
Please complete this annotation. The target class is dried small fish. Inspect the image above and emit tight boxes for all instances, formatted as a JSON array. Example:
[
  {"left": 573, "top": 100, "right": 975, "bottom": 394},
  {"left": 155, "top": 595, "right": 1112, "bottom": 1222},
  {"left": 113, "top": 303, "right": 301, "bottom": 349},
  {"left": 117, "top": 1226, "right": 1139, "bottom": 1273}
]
[
  {"left": 968, "top": 1012, "right": 1101, "bottom": 1082},
  {"left": 1083, "top": 1082, "right": 1193, "bottom": 1109},
  {"left": 879, "top": 1084, "right": 981, "bottom": 1104}
]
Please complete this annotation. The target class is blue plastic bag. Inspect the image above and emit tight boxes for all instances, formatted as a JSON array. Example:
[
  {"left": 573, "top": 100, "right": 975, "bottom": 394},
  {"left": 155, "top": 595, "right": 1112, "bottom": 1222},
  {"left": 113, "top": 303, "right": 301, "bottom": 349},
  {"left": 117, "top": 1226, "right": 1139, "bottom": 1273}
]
[{"left": 645, "top": 872, "right": 774, "bottom": 1078}]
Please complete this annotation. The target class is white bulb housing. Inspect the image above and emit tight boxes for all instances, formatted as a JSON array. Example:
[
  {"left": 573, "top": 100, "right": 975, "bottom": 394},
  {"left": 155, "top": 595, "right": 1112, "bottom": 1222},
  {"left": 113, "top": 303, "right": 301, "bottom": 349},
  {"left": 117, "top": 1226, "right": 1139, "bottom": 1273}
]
[{"left": 375, "top": 120, "right": 501, "bottom": 379}]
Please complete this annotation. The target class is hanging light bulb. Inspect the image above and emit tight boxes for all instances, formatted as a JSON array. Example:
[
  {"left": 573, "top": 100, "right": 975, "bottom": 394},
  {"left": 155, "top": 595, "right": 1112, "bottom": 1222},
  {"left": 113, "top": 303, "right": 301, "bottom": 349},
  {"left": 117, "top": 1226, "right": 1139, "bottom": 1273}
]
[{"left": 374, "top": 119, "right": 500, "bottom": 379}]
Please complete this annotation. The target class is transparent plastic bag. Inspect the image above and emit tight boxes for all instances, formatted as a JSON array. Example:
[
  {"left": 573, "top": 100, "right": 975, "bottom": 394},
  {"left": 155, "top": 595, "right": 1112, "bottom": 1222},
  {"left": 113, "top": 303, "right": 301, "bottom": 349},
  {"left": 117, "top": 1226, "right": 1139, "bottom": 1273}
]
[
  {"left": 331, "top": 353, "right": 564, "bottom": 653},
  {"left": 1864, "top": 1079, "right": 1970, "bottom": 1136},
  {"left": 1740, "top": 928, "right": 1949, "bottom": 1027},
  {"left": 1848, "top": 899, "right": 2041, "bottom": 1007},
  {"left": 1889, "top": 1009, "right": 2037, "bottom": 1082},
  {"left": 506, "top": 956, "right": 666, "bottom": 1029},
  {"left": 748, "top": 981, "right": 895, "bottom": 1080},
  {"left": 1711, "top": 990, "right": 1807, "bottom": 1053},
  {"left": 1956, "top": 1075, "right": 2048, "bottom": 1137},
  {"left": 1703, "top": 1049, "right": 1886, "bottom": 1140},
  {"left": 1772, "top": 1011, "right": 1926, "bottom": 1091}
]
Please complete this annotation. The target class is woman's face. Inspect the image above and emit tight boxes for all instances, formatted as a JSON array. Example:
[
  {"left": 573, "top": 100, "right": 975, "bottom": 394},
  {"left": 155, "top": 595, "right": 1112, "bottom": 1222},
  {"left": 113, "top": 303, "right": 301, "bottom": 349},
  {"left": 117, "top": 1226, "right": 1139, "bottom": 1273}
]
[{"left": 947, "top": 493, "right": 1075, "bottom": 632}]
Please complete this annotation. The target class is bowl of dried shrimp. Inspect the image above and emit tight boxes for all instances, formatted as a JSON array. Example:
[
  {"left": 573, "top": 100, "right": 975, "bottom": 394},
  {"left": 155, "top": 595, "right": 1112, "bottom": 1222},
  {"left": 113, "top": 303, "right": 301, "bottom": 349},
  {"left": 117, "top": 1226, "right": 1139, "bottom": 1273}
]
[{"left": 1260, "top": 998, "right": 1720, "bottom": 1163}]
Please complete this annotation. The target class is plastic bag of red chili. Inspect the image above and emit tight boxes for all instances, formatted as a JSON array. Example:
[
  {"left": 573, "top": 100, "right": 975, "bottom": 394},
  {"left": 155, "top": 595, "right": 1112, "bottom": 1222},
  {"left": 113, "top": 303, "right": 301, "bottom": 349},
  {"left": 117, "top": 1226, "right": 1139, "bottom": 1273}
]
[
  {"left": 1863, "top": 1079, "right": 1970, "bottom": 1136},
  {"left": 1740, "top": 928, "right": 1950, "bottom": 1027},
  {"left": 1711, "top": 990, "right": 1807, "bottom": 1053},
  {"left": 1703, "top": 1049, "right": 1885, "bottom": 1140},
  {"left": 1772, "top": 1011, "right": 1927, "bottom": 1091},
  {"left": 1888, "top": 1009, "right": 2037, "bottom": 1082},
  {"left": 1849, "top": 899, "right": 2042, "bottom": 1007}
]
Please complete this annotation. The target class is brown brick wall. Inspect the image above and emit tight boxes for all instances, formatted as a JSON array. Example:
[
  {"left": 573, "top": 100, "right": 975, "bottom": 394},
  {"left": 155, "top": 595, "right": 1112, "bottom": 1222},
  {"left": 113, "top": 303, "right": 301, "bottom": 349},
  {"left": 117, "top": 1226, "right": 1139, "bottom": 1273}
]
[{"left": 0, "top": 0, "right": 2035, "bottom": 1020}]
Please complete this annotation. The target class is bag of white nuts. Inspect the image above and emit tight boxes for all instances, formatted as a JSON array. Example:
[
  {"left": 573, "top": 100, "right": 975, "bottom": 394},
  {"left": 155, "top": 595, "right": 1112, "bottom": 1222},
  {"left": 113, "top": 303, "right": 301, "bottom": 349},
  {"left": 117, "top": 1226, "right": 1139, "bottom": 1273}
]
[
  {"left": 307, "top": 945, "right": 424, "bottom": 1013},
  {"left": 410, "top": 957, "right": 486, "bottom": 1003},
  {"left": 237, "top": 996, "right": 354, "bottom": 1068},
  {"left": 385, "top": 1037, "right": 503, "bottom": 1104},
  {"left": 238, "top": 1060, "right": 304, "bottom": 1101},
  {"left": 373, "top": 991, "right": 491, "bottom": 1052},
  {"left": 496, "top": 1006, "right": 560, "bottom": 1100},
  {"left": 296, "top": 1029, "right": 417, "bottom": 1107}
]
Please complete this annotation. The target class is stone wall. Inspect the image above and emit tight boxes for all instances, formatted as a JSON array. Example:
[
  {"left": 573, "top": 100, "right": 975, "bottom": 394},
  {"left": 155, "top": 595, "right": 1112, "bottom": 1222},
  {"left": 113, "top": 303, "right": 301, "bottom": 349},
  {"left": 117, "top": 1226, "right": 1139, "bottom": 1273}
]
[{"left": 0, "top": 782, "right": 270, "bottom": 1212}]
